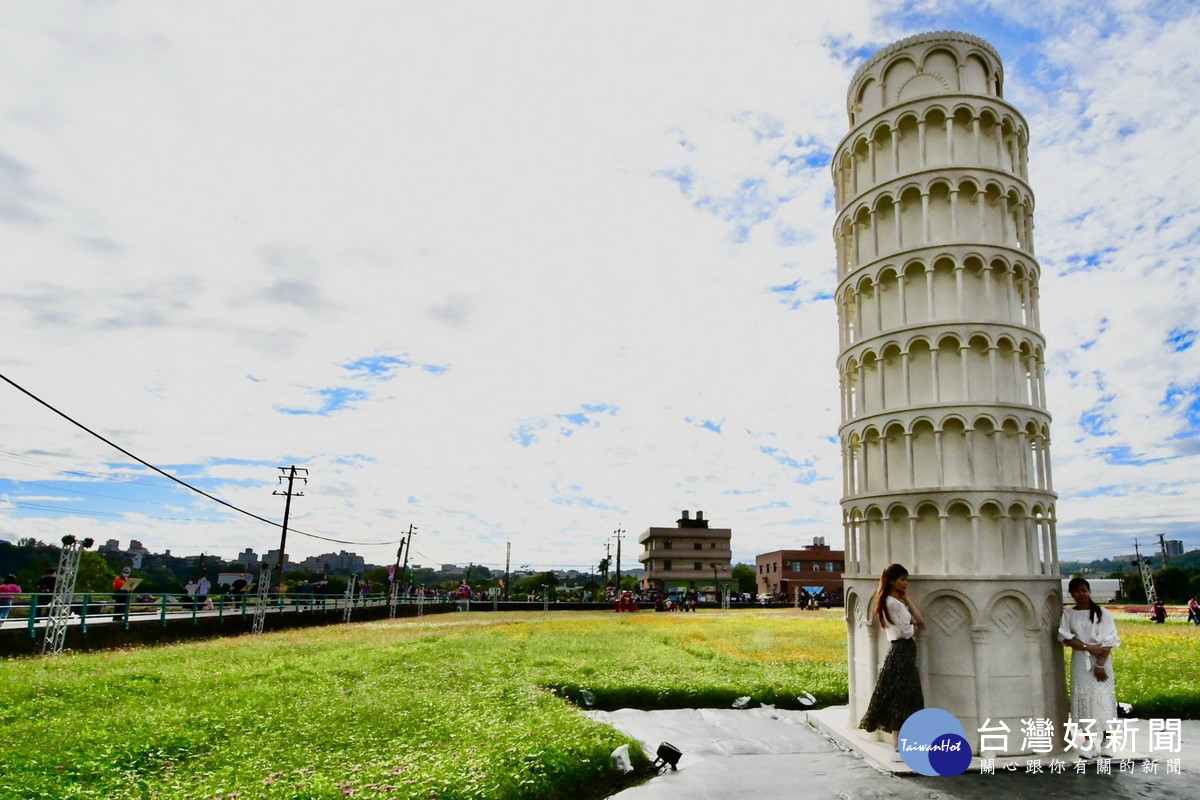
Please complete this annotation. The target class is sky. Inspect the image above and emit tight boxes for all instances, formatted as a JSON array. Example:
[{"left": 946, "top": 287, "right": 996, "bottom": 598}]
[{"left": 1, "top": 0, "right": 1198, "bottom": 573}]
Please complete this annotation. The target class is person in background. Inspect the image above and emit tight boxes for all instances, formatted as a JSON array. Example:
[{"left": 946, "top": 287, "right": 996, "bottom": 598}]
[
  {"left": 0, "top": 574, "right": 21, "bottom": 621},
  {"left": 112, "top": 567, "right": 133, "bottom": 621},
  {"left": 196, "top": 575, "right": 212, "bottom": 610},
  {"left": 859, "top": 563, "right": 926, "bottom": 761},
  {"left": 1187, "top": 595, "right": 1200, "bottom": 626},
  {"left": 1151, "top": 597, "right": 1167, "bottom": 624},
  {"left": 35, "top": 569, "right": 56, "bottom": 618},
  {"left": 183, "top": 578, "right": 198, "bottom": 610}
]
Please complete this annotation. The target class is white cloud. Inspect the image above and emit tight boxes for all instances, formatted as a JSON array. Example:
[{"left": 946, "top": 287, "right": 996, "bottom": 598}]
[{"left": 1, "top": 1, "right": 1198, "bottom": 570}]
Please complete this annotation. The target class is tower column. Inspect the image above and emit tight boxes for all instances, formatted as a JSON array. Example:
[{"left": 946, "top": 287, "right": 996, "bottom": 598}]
[
  {"left": 905, "top": 431, "right": 916, "bottom": 488},
  {"left": 908, "top": 514, "right": 919, "bottom": 571},
  {"left": 921, "top": 190, "right": 932, "bottom": 243},
  {"left": 925, "top": 266, "right": 936, "bottom": 321}
]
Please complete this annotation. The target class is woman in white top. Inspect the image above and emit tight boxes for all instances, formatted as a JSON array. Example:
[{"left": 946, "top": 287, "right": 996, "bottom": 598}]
[
  {"left": 859, "top": 563, "right": 926, "bottom": 759},
  {"left": 1058, "top": 577, "right": 1121, "bottom": 753}
]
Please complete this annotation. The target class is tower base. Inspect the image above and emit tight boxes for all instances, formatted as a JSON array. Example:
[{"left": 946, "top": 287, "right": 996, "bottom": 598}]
[{"left": 845, "top": 574, "right": 1069, "bottom": 757}]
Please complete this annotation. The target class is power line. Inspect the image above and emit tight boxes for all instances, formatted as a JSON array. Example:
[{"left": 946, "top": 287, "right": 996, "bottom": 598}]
[
  {"left": 5, "top": 500, "right": 234, "bottom": 525},
  {"left": 5, "top": 477, "right": 177, "bottom": 504},
  {"left": 5, "top": 495, "right": 402, "bottom": 546},
  {"left": 6, "top": 501, "right": 126, "bottom": 518},
  {"left": 1, "top": 371, "right": 282, "bottom": 526},
  {"left": 0, "top": 450, "right": 165, "bottom": 487},
  {"left": 289, "top": 530, "right": 404, "bottom": 546},
  {"left": 0, "top": 371, "right": 403, "bottom": 548}
]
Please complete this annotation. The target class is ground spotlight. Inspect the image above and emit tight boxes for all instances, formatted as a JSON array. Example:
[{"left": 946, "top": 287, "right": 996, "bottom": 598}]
[{"left": 653, "top": 742, "right": 682, "bottom": 771}]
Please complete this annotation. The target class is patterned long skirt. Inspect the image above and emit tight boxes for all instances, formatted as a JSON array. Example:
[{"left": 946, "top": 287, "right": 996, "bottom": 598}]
[{"left": 859, "top": 637, "right": 924, "bottom": 733}]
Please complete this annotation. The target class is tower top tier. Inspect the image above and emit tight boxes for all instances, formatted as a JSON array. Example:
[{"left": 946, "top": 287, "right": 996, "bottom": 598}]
[{"left": 847, "top": 31, "right": 1005, "bottom": 126}]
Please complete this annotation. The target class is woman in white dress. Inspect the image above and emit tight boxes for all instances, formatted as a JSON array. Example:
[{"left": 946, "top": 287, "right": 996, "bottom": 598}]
[{"left": 1057, "top": 577, "right": 1121, "bottom": 754}]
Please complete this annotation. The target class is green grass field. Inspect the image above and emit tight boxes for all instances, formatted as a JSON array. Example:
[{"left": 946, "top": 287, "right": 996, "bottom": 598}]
[{"left": 1, "top": 609, "right": 1196, "bottom": 800}]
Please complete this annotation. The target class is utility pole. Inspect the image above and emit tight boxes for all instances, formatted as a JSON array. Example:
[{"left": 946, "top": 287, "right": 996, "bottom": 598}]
[
  {"left": 398, "top": 537, "right": 412, "bottom": 587},
  {"left": 389, "top": 539, "right": 406, "bottom": 617},
  {"left": 503, "top": 541, "right": 511, "bottom": 601},
  {"left": 602, "top": 541, "right": 612, "bottom": 587},
  {"left": 399, "top": 523, "right": 416, "bottom": 592},
  {"left": 1158, "top": 532, "right": 1170, "bottom": 567},
  {"left": 273, "top": 465, "right": 308, "bottom": 579},
  {"left": 614, "top": 528, "right": 624, "bottom": 593}
]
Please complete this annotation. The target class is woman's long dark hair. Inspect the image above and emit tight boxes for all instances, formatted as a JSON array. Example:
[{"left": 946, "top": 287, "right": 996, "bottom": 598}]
[
  {"left": 1068, "top": 577, "right": 1103, "bottom": 623},
  {"left": 873, "top": 563, "right": 909, "bottom": 626}
]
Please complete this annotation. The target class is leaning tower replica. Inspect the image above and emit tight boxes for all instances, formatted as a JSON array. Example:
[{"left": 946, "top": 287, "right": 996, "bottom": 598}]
[{"left": 835, "top": 32, "right": 1067, "bottom": 754}]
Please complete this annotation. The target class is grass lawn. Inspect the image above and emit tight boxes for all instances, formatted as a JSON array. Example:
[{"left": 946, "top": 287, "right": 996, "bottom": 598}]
[{"left": 0, "top": 609, "right": 1195, "bottom": 800}]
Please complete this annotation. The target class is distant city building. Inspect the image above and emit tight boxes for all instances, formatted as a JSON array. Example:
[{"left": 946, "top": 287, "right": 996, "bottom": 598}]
[
  {"left": 239, "top": 548, "right": 259, "bottom": 565},
  {"left": 300, "top": 550, "right": 366, "bottom": 575},
  {"left": 127, "top": 539, "right": 149, "bottom": 555},
  {"left": 1165, "top": 540, "right": 1184, "bottom": 558},
  {"left": 638, "top": 510, "right": 732, "bottom": 596},
  {"left": 100, "top": 539, "right": 120, "bottom": 553},
  {"left": 264, "top": 549, "right": 294, "bottom": 572},
  {"left": 441, "top": 564, "right": 458, "bottom": 572},
  {"left": 756, "top": 537, "right": 845, "bottom": 602}
]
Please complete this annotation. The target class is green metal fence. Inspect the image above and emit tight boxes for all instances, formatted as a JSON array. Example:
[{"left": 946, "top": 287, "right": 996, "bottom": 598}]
[{"left": 0, "top": 591, "right": 405, "bottom": 638}]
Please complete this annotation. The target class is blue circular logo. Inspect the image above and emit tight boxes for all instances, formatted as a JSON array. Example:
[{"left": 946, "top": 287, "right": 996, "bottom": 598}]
[{"left": 897, "top": 708, "right": 972, "bottom": 776}]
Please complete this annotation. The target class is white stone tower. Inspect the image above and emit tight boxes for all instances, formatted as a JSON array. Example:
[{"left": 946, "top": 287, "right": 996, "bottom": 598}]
[{"left": 834, "top": 32, "right": 1067, "bottom": 754}]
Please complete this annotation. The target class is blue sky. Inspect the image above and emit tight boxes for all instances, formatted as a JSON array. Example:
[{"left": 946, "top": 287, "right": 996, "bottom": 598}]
[{"left": 1, "top": 0, "right": 1198, "bottom": 570}]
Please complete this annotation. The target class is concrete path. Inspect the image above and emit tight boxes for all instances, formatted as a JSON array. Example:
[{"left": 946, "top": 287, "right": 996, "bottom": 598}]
[{"left": 592, "top": 706, "right": 1200, "bottom": 799}]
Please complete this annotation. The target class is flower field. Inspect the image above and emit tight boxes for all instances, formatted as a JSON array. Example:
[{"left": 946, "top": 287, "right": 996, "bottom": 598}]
[{"left": 0, "top": 608, "right": 1195, "bottom": 799}]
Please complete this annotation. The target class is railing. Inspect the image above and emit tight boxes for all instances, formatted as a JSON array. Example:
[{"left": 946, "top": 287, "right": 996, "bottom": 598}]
[{"left": 0, "top": 591, "right": 434, "bottom": 638}]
